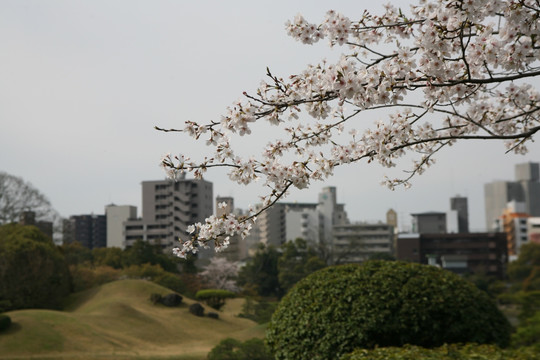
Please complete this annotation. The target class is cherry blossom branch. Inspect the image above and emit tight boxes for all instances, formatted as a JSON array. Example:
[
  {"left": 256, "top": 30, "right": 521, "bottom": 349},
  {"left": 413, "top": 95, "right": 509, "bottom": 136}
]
[{"left": 160, "top": 0, "right": 540, "bottom": 258}]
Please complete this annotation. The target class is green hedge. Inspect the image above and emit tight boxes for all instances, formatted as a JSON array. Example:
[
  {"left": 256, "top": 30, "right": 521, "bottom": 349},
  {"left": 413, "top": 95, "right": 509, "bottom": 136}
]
[
  {"left": 207, "top": 338, "right": 273, "bottom": 360},
  {"left": 266, "top": 261, "right": 511, "bottom": 360},
  {"left": 340, "top": 344, "right": 539, "bottom": 360},
  {"left": 0, "top": 314, "right": 11, "bottom": 332},
  {"left": 196, "top": 289, "right": 235, "bottom": 310}
]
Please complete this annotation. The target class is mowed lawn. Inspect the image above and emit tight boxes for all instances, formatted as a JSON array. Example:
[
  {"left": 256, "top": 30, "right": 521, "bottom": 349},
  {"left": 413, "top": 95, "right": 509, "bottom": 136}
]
[{"left": 0, "top": 279, "right": 265, "bottom": 360}]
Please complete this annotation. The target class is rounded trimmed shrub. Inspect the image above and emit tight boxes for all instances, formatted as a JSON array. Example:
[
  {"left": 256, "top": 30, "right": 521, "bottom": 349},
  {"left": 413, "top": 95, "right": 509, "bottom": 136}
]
[
  {"left": 0, "top": 314, "right": 11, "bottom": 332},
  {"left": 189, "top": 302, "right": 204, "bottom": 317},
  {"left": 195, "top": 289, "right": 235, "bottom": 310},
  {"left": 266, "top": 261, "right": 511, "bottom": 360}
]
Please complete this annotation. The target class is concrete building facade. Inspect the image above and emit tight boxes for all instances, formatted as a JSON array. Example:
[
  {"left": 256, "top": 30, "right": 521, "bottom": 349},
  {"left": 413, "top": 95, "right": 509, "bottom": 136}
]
[
  {"left": 332, "top": 222, "right": 394, "bottom": 264},
  {"left": 63, "top": 214, "right": 107, "bottom": 249},
  {"left": 123, "top": 178, "right": 213, "bottom": 254},
  {"left": 485, "top": 162, "right": 540, "bottom": 231},
  {"left": 528, "top": 217, "right": 540, "bottom": 244},
  {"left": 411, "top": 212, "right": 447, "bottom": 234},
  {"left": 252, "top": 186, "right": 348, "bottom": 252},
  {"left": 105, "top": 204, "right": 137, "bottom": 249}
]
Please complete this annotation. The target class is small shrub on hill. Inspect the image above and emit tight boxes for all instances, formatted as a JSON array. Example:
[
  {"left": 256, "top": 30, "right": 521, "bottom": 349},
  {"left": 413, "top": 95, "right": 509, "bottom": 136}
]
[
  {"left": 207, "top": 312, "right": 219, "bottom": 319},
  {"left": 150, "top": 293, "right": 162, "bottom": 305},
  {"left": 149, "top": 293, "right": 183, "bottom": 307},
  {"left": 160, "top": 293, "right": 183, "bottom": 307},
  {"left": 0, "top": 314, "right": 11, "bottom": 332},
  {"left": 266, "top": 261, "right": 511, "bottom": 360},
  {"left": 189, "top": 303, "right": 204, "bottom": 317},
  {"left": 196, "top": 289, "right": 235, "bottom": 310}
]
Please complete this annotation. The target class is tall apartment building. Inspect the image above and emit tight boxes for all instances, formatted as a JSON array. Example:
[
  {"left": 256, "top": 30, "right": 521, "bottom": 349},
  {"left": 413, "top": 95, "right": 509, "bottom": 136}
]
[
  {"left": 63, "top": 214, "right": 107, "bottom": 249},
  {"left": 123, "top": 178, "right": 213, "bottom": 254},
  {"left": 450, "top": 196, "right": 469, "bottom": 233},
  {"left": 332, "top": 222, "right": 394, "bottom": 264},
  {"left": 105, "top": 204, "right": 137, "bottom": 249},
  {"left": 485, "top": 162, "right": 540, "bottom": 231}
]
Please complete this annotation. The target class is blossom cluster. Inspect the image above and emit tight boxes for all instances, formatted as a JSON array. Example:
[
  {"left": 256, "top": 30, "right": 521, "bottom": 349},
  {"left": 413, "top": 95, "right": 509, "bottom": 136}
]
[{"left": 164, "top": 0, "right": 540, "bottom": 257}]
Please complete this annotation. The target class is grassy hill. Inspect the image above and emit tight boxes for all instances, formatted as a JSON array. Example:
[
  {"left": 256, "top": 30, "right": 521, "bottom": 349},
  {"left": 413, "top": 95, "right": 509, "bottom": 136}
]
[{"left": 0, "top": 279, "right": 265, "bottom": 360}]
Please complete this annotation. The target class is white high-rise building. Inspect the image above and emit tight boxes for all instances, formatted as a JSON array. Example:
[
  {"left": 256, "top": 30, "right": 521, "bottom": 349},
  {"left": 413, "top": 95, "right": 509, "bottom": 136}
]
[
  {"left": 249, "top": 186, "right": 349, "bottom": 252},
  {"left": 123, "top": 178, "right": 213, "bottom": 256},
  {"left": 105, "top": 204, "right": 137, "bottom": 249}
]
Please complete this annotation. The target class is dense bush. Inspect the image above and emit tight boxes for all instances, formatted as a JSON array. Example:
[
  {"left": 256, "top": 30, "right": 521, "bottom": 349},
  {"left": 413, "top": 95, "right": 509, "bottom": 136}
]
[
  {"left": 160, "top": 293, "right": 183, "bottom": 307},
  {"left": 0, "top": 224, "right": 71, "bottom": 311},
  {"left": 266, "top": 261, "right": 511, "bottom": 360},
  {"left": 239, "top": 297, "right": 278, "bottom": 324},
  {"left": 196, "top": 289, "right": 235, "bottom": 310},
  {"left": 512, "top": 310, "right": 540, "bottom": 350},
  {"left": 340, "top": 344, "right": 539, "bottom": 360},
  {"left": 207, "top": 338, "right": 273, "bottom": 360},
  {"left": 0, "top": 314, "right": 11, "bottom": 332},
  {"left": 189, "top": 303, "right": 205, "bottom": 317},
  {"left": 69, "top": 264, "right": 121, "bottom": 292},
  {"left": 207, "top": 312, "right": 219, "bottom": 319}
]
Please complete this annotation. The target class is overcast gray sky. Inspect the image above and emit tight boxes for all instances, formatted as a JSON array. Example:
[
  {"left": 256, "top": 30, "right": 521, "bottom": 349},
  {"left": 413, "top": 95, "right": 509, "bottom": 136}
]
[{"left": 1, "top": 0, "right": 539, "bottom": 232}]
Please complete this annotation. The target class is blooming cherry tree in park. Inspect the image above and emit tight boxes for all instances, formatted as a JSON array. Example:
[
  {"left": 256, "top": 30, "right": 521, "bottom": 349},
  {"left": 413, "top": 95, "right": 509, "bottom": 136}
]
[
  {"left": 159, "top": 0, "right": 540, "bottom": 258},
  {"left": 200, "top": 257, "right": 239, "bottom": 293}
]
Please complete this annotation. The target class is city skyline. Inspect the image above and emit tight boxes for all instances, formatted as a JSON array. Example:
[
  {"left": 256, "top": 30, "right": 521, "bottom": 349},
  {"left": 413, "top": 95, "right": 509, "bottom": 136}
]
[{"left": 2, "top": 1, "right": 539, "bottom": 233}]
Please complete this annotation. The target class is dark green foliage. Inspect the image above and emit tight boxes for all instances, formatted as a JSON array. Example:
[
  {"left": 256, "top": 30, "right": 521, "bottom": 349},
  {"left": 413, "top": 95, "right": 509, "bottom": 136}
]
[
  {"left": 266, "top": 261, "right": 511, "bottom": 360},
  {"left": 122, "top": 239, "right": 179, "bottom": 273},
  {"left": 160, "top": 293, "right": 183, "bottom": 307},
  {"left": 368, "top": 252, "right": 395, "bottom": 261},
  {"left": 0, "top": 300, "right": 12, "bottom": 313},
  {"left": 154, "top": 272, "right": 187, "bottom": 294},
  {"left": 507, "top": 243, "right": 540, "bottom": 291},
  {"left": 340, "top": 343, "right": 539, "bottom": 360},
  {"left": 207, "top": 337, "right": 273, "bottom": 360},
  {"left": 277, "top": 238, "right": 326, "bottom": 293},
  {"left": 92, "top": 247, "right": 123, "bottom": 269},
  {"left": 59, "top": 241, "right": 92, "bottom": 266},
  {"left": 121, "top": 263, "right": 186, "bottom": 294},
  {"left": 0, "top": 314, "right": 11, "bottom": 332},
  {"left": 237, "top": 244, "right": 283, "bottom": 298},
  {"left": 512, "top": 310, "right": 540, "bottom": 350},
  {"left": 189, "top": 303, "right": 205, "bottom": 317},
  {"left": 179, "top": 253, "right": 198, "bottom": 274},
  {"left": 207, "top": 312, "right": 219, "bottom": 319},
  {"left": 0, "top": 224, "right": 71, "bottom": 311},
  {"left": 150, "top": 293, "right": 162, "bottom": 305},
  {"left": 239, "top": 297, "right": 278, "bottom": 324},
  {"left": 69, "top": 264, "right": 120, "bottom": 292},
  {"left": 516, "top": 291, "right": 540, "bottom": 321},
  {"left": 196, "top": 289, "right": 235, "bottom": 310}
]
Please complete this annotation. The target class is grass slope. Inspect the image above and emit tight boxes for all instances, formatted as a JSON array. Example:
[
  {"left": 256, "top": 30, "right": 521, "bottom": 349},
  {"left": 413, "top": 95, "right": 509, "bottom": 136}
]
[{"left": 0, "top": 279, "right": 264, "bottom": 360}]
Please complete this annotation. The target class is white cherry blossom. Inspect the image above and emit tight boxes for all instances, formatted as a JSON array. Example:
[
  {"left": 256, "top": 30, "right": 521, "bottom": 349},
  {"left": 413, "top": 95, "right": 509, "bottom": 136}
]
[{"left": 161, "top": 0, "right": 540, "bottom": 257}]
